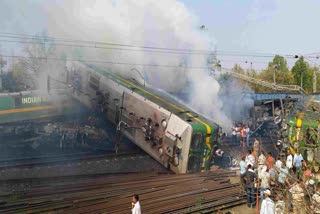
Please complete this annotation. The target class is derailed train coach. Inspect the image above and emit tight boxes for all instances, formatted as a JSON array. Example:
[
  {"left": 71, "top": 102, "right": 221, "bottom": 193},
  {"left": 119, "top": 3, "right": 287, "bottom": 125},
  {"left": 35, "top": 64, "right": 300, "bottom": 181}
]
[{"left": 66, "top": 62, "right": 223, "bottom": 174}]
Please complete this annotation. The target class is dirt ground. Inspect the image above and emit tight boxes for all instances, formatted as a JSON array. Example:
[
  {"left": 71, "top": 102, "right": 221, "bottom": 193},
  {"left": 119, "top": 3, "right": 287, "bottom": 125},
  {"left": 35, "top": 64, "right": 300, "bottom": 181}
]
[
  {"left": 224, "top": 174, "right": 257, "bottom": 214},
  {"left": 221, "top": 204, "right": 257, "bottom": 214}
]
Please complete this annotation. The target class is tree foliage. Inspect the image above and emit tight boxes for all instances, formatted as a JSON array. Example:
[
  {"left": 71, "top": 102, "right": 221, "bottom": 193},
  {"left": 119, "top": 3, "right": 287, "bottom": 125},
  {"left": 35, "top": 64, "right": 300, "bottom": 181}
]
[
  {"left": 226, "top": 55, "right": 318, "bottom": 94},
  {"left": 19, "top": 31, "right": 55, "bottom": 77}
]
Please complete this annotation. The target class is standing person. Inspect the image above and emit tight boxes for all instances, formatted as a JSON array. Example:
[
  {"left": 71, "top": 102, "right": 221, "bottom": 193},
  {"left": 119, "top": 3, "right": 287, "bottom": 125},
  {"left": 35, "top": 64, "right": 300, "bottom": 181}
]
[
  {"left": 131, "top": 194, "right": 141, "bottom": 214},
  {"left": 302, "top": 164, "right": 312, "bottom": 184},
  {"left": 245, "top": 150, "right": 255, "bottom": 167},
  {"left": 235, "top": 124, "right": 241, "bottom": 146},
  {"left": 288, "top": 180, "right": 306, "bottom": 214},
  {"left": 269, "top": 166, "right": 277, "bottom": 188},
  {"left": 232, "top": 124, "right": 237, "bottom": 144},
  {"left": 278, "top": 162, "right": 288, "bottom": 188},
  {"left": 251, "top": 150, "right": 258, "bottom": 169},
  {"left": 240, "top": 126, "right": 246, "bottom": 148},
  {"left": 242, "top": 164, "right": 258, "bottom": 208},
  {"left": 258, "top": 151, "right": 267, "bottom": 174},
  {"left": 286, "top": 150, "right": 293, "bottom": 169},
  {"left": 266, "top": 152, "right": 275, "bottom": 170},
  {"left": 275, "top": 156, "right": 282, "bottom": 170},
  {"left": 293, "top": 150, "right": 304, "bottom": 178},
  {"left": 239, "top": 156, "right": 246, "bottom": 186},
  {"left": 253, "top": 138, "right": 260, "bottom": 157},
  {"left": 260, "top": 189, "right": 275, "bottom": 214},
  {"left": 245, "top": 125, "right": 250, "bottom": 149},
  {"left": 259, "top": 165, "right": 270, "bottom": 201}
]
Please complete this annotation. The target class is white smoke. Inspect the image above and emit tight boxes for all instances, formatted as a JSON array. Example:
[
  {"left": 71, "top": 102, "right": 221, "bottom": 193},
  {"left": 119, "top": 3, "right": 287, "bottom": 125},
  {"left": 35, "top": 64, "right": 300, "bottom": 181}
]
[{"left": 41, "top": 0, "right": 232, "bottom": 129}]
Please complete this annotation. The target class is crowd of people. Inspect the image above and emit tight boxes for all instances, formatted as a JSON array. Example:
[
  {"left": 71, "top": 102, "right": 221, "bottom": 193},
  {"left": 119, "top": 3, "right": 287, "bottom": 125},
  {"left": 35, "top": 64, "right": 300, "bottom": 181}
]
[{"left": 240, "top": 141, "right": 320, "bottom": 214}]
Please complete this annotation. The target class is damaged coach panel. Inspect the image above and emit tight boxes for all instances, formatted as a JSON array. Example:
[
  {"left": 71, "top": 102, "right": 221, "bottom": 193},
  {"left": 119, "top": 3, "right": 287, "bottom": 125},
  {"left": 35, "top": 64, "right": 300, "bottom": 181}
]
[{"left": 66, "top": 62, "right": 223, "bottom": 174}]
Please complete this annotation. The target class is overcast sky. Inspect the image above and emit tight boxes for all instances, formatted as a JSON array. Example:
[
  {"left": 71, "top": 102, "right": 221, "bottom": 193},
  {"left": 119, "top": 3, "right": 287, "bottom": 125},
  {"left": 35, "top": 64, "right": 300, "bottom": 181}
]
[{"left": 0, "top": 0, "right": 319, "bottom": 69}]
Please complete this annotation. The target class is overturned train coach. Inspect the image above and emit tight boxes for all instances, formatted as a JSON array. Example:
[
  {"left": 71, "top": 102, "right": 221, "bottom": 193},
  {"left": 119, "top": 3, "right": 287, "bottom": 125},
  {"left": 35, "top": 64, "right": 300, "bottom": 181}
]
[{"left": 66, "top": 62, "right": 223, "bottom": 174}]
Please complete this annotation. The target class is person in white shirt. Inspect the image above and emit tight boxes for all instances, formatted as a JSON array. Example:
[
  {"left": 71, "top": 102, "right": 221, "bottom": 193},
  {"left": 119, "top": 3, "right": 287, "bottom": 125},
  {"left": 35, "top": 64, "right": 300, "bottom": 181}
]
[
  {"left": 232, "top": 125, "right": 237, "bottom": 144},
  {"left": 245, "top": 150, "right": 255, "bottom": 167},
  {"left": 260, "top": 189, "right": 275, "bottom": 214},
  {"left": 245, "top": 125, "right": 250, "bottom": 148},
  {"left": 239, "top": 156, "right": 247, "bottom": 187},
  {"left": 286, "top": 150, "right": 293, "bottom": 169},
  {"left": 132, "top": 194, "right": 141, "bottom": 214},
  {"left": 275, "top": 157, "right": 282, "bottom": 169},
  {"left": 293, "top": 150, "right": 304, "bottom": 169}
]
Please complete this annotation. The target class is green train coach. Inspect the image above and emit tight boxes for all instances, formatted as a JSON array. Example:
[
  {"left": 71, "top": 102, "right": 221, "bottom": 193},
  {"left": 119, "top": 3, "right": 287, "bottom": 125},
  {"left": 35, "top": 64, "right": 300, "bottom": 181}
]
[
  {"left": 0, "top": 91, "right": 80, "bottom": 124},
  {"left": 67, "top": 62, "right": 224, "bottom": 173}
]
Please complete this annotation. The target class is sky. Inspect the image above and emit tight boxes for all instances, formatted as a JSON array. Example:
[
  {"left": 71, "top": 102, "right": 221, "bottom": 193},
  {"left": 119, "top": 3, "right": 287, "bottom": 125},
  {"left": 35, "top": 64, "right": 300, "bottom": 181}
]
[
  {"left": 182, "top": 0, "right": 320, "bottom": 55},
  {"left": 180, "top": 0, "right": 320, "bottom": 69},
  {"left": 0, "top": 0, "right": 320, "bottom": 70}
]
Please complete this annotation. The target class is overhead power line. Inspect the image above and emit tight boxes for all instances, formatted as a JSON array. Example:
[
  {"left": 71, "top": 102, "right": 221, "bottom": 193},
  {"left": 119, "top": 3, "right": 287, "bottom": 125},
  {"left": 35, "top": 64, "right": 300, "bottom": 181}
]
[
  {"left": 0, "top": 32, "right": 296, "bottom": 58},
  {"left": 1, "top": 53, "right": 305, "bottom": 93},
  {"left": 0, "top": 53, "right": 270, "bottom": 68},
  {"left": 0, "top": 54, "right": 211, "bottom": 70},
  {"left": 305, "top": 58, "right": 320, "bottom": 66}
]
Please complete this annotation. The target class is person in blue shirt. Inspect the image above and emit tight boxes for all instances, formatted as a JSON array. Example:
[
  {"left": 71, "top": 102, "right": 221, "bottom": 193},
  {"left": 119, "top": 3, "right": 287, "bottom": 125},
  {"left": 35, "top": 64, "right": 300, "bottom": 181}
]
[
  {"left": 278, "top": 162, "right": 288, "bottom": 187},
  {"left": 293, "top": 150, "right": 303, "bottom": 178},
  {"left": 293, "top": 151, "right": 303, "bottom": 169}
]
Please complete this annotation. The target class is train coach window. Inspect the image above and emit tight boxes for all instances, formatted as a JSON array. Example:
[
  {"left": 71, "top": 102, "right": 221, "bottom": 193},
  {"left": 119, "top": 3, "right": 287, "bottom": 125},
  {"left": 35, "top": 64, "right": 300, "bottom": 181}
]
[
  {"left": 191, "top": 133, "right": 202, "bottom": 150},
  {"left": 89, "top": 75, "right": 100, "bottom": 91}
]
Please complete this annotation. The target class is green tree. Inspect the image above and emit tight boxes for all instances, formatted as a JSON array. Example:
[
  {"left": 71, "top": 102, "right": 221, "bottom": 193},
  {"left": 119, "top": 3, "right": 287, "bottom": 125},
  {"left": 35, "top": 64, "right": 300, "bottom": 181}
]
[
  {"left": 291, "top": 56, "right": 312, "bottom": 93},
  {"left": 314, "top": 66, "right": 320, "bottom": 93},
  {"left": 268, "top": 55, "right": 288, "bottom": 73},
  {"left": 0, "top": 55, "right": 6, "bottom": 67},
  {"left": 2, "top": 72, "right": 17, "bottom": 92},
  {"left": 208, "top": 49, "right": 221, "bottom": 72},
  {"left": 19, "top": 31, "right": 55, "bottom": 76},
  {"left": 0, "top": 55, "right": 7, "bottom": 91},
  {"left": 231, "top": 64, "right": 245, "bottom": 74},
  {"left": 265, "top": 55, "right": 294, "bottom": 85}
]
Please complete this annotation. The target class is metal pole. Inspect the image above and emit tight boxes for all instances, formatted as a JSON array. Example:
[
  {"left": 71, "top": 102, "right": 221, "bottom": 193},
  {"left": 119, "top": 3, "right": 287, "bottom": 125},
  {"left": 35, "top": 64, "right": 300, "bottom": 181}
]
[
  {"left": 273, "top": 69, "right": 275, "bottom": 84},
  {"left": 313, "top": 69, "right": 317, "bottom": 93},
  {"left": 301, "top": 72, "right": 303, "bottom": 90},
  {"left": 273, "top": 65, "right": 277, "bottom": 84}
]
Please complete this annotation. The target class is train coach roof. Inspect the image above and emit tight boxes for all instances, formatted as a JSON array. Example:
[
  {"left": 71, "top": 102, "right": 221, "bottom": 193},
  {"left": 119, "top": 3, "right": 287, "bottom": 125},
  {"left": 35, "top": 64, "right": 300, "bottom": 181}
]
[{"left": 86, "top": 64, "right": 219, "bottom": 130}]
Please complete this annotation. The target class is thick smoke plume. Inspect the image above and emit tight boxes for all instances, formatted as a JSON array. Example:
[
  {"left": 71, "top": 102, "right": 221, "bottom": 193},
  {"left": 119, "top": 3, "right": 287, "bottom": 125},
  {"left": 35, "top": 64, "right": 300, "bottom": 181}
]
[{"left": 42, "top": 0, "right": 236, "bottom": 129}]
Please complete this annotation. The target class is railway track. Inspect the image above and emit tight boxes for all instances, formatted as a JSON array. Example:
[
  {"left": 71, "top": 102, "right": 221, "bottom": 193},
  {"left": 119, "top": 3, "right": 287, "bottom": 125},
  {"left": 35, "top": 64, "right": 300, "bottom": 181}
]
[
  {"left": 0, "top": 151, "right": 141, "bottom": 169},
  {"left": 0, "top": 151, "right": 167, "bottom": 182},
  {"left": 0, "top": 170, "right": 245, "bottom": 214}
]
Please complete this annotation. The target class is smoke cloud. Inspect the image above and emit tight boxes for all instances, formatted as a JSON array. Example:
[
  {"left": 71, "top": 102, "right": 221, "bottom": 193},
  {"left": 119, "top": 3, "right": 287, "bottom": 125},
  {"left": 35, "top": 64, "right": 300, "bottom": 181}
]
[{"left": 39, "top": 0, "right": 236, "bottom": 129}]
